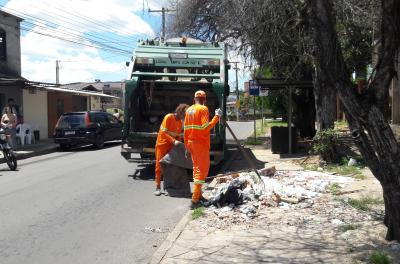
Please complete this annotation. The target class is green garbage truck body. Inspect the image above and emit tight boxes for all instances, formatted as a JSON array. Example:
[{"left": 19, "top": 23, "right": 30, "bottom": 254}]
[{"left": 121, "top": 38, "right": 229, "bottom": 165}]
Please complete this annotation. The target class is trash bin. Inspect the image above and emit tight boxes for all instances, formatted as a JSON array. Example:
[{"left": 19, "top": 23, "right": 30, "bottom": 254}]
[
  {"left": 34, "top": 130, "right": 40, "bottom": 141},
  {"left": 271, "top": 126, "right": 297, "bottom": 154}
]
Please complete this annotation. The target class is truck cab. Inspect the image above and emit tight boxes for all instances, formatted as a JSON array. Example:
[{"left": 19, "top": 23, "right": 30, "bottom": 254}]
[{"left": 121, "top": 38, "right": 229, "bottom": 165}]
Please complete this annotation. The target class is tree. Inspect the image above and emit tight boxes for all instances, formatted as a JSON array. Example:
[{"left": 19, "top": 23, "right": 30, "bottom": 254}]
[
  {"left": 308, "top": 0, "right": 400, "bottom": 240},
  {"left": 171, "top": 1, "right": 322, "bottom": 131}
]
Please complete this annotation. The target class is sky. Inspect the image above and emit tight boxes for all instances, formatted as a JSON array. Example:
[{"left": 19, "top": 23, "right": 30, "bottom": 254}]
[{"left": 1, "top": 0, "right": 249, "bottom": 90}]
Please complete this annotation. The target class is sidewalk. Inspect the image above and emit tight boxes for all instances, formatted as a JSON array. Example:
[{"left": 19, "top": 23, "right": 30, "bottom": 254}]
[
  {"left": 13, "top": 139, "right": 58, "bottom": 160},
  {"left": 152, "top": 147, "right": 400, "bottom": 264}
]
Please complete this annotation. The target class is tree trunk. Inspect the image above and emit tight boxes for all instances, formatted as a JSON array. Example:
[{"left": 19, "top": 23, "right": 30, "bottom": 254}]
[
  {"left": 383, "top": 184, "right": 400, "bottom": 240},
  {"left": 293, "top": 87, "right": 316, "bottom": 138},
  {"left": 314, "top": 74, "right": 336, "bottom": 130},
  {"left": 309, "top": 0, "right": 400, "bottom": 240}
]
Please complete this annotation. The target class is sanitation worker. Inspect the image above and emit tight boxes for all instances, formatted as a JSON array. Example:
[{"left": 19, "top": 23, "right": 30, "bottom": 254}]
[
  {"left": 154, "top": 104, "right": 189, "bottom": 196},
  {"left": 184, "top": 90, "right": 222, "bottom": 208}
]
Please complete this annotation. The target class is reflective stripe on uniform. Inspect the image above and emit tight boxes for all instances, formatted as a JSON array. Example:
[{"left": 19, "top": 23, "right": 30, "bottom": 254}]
[
  {"left": 194, "top": 180, "right": 205, "bottom": 185},
  {"left": 184, "top": 122, "right": 210, "bottom": 130},
  {"left": 160, "top": 125, "right": 180, "bottom": 137}
]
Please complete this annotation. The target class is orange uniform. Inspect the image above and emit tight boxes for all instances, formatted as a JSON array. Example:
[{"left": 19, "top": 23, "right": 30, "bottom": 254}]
[
  {"left": 155, "top": 113, "right": 183, "bottom": 188},
  {"left": 184, "top": 104, "right": 219, "bottom": 202}
]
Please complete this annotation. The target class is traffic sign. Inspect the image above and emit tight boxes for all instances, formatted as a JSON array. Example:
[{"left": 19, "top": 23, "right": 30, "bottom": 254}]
[
  {"left": 249, "top": 80, "right": 260, "bottom": 96},
  {"left": 260, "top": 89, "right": 268, "bottom": 97}
]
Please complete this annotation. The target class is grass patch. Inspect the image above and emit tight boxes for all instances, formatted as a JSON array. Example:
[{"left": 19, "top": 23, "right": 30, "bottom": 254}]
[
  {"left": 325, "top": 164, "right": 365, "bottom": 179},
  {"left": 335, "top": 120, "right": 349, "bottom": 130},
  {"left": 191, "top": 206, "right": 205, "bottom": 220},
  {"left": 328, "top": 183, "right": 342, "bottom": 195},
  {"left": 346, "top": 197, "right": 384, "bottom": 211},
  {"left": 340, "top": 224, "right": 359, "bottom": 232},
  {"left": 303, "top": 164, "right": 320, "bottom": 171},
  {"left": 255, "top": 119, "right": 288, "bottom": 136},
  {"left": 369, "top": 251, "right": 391, "bottom": 264},
  {"left": 245, "top": 137, "right": 264, "bottom": 145}
]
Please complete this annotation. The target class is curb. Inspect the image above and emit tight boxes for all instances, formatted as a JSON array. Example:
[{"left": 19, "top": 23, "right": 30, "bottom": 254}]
[
  {"left": 149, "top": 211, "right": 191, "bottom": 264},
  {"left": 15, "top": 146, "right": 58, "bottom": 160}
]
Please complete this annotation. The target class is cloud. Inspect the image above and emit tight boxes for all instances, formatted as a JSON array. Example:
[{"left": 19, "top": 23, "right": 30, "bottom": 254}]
[{"left": 3, "top": 0, "right": 156, "bottom": 83}]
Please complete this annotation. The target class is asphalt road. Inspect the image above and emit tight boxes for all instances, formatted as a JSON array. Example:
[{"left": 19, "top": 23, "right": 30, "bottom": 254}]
[
  {"left": 0, "top": 143, "right": 189, "bottom": 264},
  {"left": 225, "top": 121, "right": 255, "bottom": 143},
  {"left": 0, "top": 122, "right": 254, "bottom": 264}
]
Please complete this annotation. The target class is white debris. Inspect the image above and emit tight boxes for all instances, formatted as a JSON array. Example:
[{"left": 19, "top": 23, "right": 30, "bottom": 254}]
[
  {"left": 201, "top": 168, "right": 355, "bottom": 226},
  {"left": 348, "top": 158, "right": 357, "bottom": 166},
  {"left": 144, "top": 226, "right": 163, "bottom": 233},
  {"left": 331, "top": 219, "right": 344, "bottom": 225}
]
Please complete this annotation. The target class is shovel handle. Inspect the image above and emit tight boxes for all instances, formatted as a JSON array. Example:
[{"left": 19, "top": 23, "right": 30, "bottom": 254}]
[{"left": 221, "top": 117, "right": 263, "bottom": 182}]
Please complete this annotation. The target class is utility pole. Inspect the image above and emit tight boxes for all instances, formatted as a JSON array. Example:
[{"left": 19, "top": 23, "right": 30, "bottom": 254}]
[
  {"left": 56, "top": 60, "right": 60, "bottom": 85},
  {"left": 148, "top": 7, "right": 176, "bottom": 40},
  {"left": 230, "top": 61, "right": 240, "bottom": 121}
]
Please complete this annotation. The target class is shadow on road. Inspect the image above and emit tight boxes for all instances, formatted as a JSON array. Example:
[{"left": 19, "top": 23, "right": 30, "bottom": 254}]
[
  {"left": 57, "top": 141, "right": 121, "bottom": 152},
  {"left": 129, "top": 164, "right": 156, "bottom": 181}
]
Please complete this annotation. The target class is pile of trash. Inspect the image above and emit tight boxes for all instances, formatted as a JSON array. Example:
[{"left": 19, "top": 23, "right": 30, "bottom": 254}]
[{"left": 202, "top": 167, "right": 354, "bottom": 220}]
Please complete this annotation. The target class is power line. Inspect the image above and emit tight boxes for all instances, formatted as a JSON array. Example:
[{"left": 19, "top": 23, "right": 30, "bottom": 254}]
[
  {"left": 0, "top": 13, "right": 132, "bottom": 56},
  {"left": 19, "top": 20, "right": 132, "bottom": 54},
  {"left": 1, "top": 5, "right": 134, "bottom": 53},
  {"left": 35, "top": 1, "right": 143, "bottom": 42},
  {"left": 19, "top": 26, "right": 130, "bottom": 55}
]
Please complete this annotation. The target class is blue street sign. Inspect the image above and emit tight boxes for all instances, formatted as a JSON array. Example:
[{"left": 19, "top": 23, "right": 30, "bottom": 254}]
[{"left": 249, "top": 80, "right": 260, "bottom": 96}]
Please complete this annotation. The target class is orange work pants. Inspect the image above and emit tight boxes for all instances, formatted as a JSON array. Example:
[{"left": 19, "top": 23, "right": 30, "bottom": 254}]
[
  {"left": 155, "top": 144, "right": 172, "bottom": 188},
  {"left": 187, "top": 140, "right": 210, "bottom": 202}
]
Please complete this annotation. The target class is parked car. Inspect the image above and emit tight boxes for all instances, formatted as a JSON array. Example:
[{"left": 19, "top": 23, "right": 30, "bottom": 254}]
[{"left": 54, "top": 111, "right": 122, "bottom": 150}]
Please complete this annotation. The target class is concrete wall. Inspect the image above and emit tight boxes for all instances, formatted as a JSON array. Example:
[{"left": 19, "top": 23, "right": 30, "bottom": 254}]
[
  {"left": 88, "top": 96, "right": 101, "bottom": 110},
  {"left": 0, "top": 11, "right": 21, "bottom": 76},
  {"left": 22, "top": 89, "right": 48, "bottom": 140},
  {"left": 0, "top": 85, "right": 22, "bottom": 115}
]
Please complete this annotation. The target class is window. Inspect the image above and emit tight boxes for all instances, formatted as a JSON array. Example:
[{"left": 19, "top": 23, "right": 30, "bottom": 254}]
[
  {"left": 92, "top": 113, "right": 108, "bottom": 124},
  {"left": 0, "top": 30, "right": 6, "bottom": 61}
]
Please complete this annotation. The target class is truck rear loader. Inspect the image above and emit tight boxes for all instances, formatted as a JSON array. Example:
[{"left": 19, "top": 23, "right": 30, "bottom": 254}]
[{"left": 121, "top": 38, "right": 229, "bottom": 166}]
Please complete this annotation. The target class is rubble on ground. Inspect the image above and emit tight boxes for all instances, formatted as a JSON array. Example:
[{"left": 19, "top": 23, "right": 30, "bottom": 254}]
[{"left": 198, "top": 167, "right": 360, "bottom": 230}]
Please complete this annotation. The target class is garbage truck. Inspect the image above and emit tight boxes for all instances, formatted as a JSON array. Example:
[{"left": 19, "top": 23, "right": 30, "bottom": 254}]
[{"left": 120, "top": 38, "right": 229, "bottom": 165}]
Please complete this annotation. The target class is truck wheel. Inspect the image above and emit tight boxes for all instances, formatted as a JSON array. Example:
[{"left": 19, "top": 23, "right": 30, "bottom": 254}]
[{"left": 94, "top": 135, "right": 105, "bottom": 149}]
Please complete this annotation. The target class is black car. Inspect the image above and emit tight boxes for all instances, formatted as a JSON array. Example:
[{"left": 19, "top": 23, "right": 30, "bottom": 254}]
[{"left": 54, "top": 111, "right": 122, "bottom": 150}]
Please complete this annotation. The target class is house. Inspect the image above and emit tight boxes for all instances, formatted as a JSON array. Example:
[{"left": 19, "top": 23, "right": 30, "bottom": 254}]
[
  {"left": 62, "top": 81, "right": 124, "bottom": 111},
  {"left": 0, "top": 10, "right": 23, "bottom": 115},
  {"left": 89, "top": 81, "right": 124, "bottom": 110},
  {"left": 0, "top": 10, "right": 118, "bottom": 141}
]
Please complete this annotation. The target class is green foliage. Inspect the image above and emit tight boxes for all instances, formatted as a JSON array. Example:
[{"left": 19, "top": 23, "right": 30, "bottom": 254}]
[
  {"left": 245, "top": 137, "right": 264, "bottom": 145},
  {"left": 325, "top": 165, "right": 365, "bottom": 179},
  {"left": 340, "top": 224, "right": 359, "bottom": 232},
  {"left": 263, "top": 94, "right": 286, "bottom": 119},
  {"left": 335, "top": 120, "right": 348, "bottom": 130},
  {"left": 346, "top": 197, "right": 384, "bottom": 211},
  {"left": 255, "top": 65, "right": 273, "bottom": 78},
  {"left": 328, "top": 183, "right": 342, "bottom": 195},
  {"left": 255, "top": 119, "right": 287, "bottom": 136},
  {"left": 311, "top": 129, "right": 342, "bottom": 163},
  {"left": 191, "top": 206, "right": 205, "bottom": 220},
  {"left": 369, "top": 251, "right": 391, "bottom": 264}
]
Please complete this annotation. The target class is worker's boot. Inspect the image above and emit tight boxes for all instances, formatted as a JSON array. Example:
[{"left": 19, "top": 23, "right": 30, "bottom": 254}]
[{"left": 154, "top": 188, "right": 162, "bottom": 196}]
